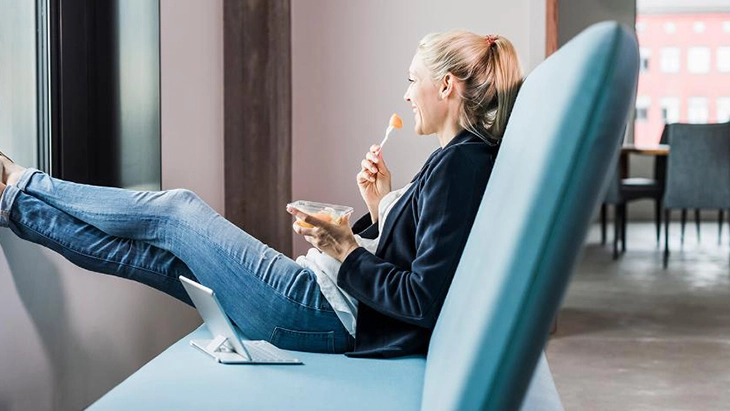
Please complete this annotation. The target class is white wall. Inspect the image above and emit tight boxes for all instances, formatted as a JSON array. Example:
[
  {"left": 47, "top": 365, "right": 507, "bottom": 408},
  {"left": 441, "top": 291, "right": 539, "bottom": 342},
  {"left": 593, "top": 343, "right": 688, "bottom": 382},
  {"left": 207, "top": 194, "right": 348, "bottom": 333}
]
[
  {"left": 291, "top": 0, "right": 546, "bottom": 257},
  {"left": 160, "top": 0, "right": 225, "bottom": 209},
  {"left": 0, "top": 1, "right": 223, "bottom": 409}
]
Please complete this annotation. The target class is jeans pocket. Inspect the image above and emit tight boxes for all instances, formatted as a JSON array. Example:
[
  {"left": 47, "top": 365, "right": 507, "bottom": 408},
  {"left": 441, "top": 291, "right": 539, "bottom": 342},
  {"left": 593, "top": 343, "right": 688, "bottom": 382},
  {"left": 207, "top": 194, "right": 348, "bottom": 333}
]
[{"left": 269, "top": 327, "right": 336, "bottom": 354}]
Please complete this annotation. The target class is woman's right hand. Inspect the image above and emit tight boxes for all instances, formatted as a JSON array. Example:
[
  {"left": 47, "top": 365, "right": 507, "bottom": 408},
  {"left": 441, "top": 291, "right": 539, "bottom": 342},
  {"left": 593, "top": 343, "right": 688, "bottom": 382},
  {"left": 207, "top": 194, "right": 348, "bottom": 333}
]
[{"left": 357, "top": 144, "right": 392, "bottom": 222}]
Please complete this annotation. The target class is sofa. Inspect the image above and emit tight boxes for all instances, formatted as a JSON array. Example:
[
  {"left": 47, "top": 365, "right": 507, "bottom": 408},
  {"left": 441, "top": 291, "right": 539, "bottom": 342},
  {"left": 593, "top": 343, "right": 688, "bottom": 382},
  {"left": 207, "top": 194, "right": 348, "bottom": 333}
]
[{"left": 89, "top": 21, "right": 639, "bottom": 410}]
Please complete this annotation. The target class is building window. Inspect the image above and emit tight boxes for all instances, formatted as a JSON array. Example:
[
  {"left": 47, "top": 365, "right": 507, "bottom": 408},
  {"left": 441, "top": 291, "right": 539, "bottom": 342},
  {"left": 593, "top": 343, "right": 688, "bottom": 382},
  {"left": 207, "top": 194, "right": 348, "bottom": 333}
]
[
  {"left": 724, "top": 21, "right": 730, "bottom": 33},
  {"left": 660, "top": 97, "right": 680, "bottom": 123},
  {"left": 718, "top": 98, "right": 730, "bottom": 123},
  {"left": 688, "top": 47, "right": 710, "bottom": 73},
  {"left": 688, "top": 97, "right": 709, "bottom": 123},
  {"left": 636, "top": 21, "right": 646, "bottom": 33},
  {"left": 664, "top": 22, "right": 677, "bottom": 33},
  {"left": 718, "top": 47, "right": 730, "bottom": 72},
  {"left": 693, "top": 21, "right": 706, "bottom": 33},
  {"left": 636, "top": 96, "right": 651, "bottom": 122},
  {"left": 661, "top": 47, "right": 681, "bottom": 73},
  {"left": 640, "top": 47, "right": 652, "bottom": 72}
]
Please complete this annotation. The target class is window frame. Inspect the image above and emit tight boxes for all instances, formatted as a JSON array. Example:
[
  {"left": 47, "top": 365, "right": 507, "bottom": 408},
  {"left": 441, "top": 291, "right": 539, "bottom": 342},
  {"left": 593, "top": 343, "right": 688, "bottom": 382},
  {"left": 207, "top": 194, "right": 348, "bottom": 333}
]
[
  {"left": 687, "top": 46, "right": 711, "bottom": 74},
  {"left": 688, "top": 97, "right": 709, "bottom": 124},
  {"left": 660, "top": 97, "right": 681, "bottom": 124},
  {"left": 660, "top": 47, "right": 681, "bottom": 73},
  {"left": 718, "top": 97, "right": 730, "bottom": 123},
  {"left": 717, "top": 46, "right": 730, "bottom": 73}
]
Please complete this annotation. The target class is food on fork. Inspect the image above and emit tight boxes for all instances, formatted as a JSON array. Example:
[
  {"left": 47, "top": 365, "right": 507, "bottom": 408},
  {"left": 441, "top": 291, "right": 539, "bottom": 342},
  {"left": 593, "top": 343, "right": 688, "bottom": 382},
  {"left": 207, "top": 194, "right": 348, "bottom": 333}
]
[
  {"left": 389, "top": 113, "right": 403, "bottom": 129},
  {"left": 379, "top": 113, "right": 402, "bottom": 150}
]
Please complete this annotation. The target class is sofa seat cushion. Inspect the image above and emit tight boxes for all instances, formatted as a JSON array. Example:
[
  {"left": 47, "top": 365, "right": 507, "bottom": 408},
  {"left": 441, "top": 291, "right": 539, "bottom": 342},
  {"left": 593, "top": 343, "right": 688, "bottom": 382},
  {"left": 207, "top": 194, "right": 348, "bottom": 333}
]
[
  {"left": 90, "top": 326, "right": 424, "bottom": 410},
  {"left": 89, "top": 326, "right": 562, "bottom": 410}
]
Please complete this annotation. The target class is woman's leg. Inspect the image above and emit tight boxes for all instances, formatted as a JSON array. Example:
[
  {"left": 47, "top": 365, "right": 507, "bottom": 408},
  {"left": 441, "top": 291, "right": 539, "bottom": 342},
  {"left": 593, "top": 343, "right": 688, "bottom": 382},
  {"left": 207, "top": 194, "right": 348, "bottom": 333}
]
[
  {"left": 6, "top": 169, "right": 354, "bottom": 353},
  {"left": 15, "top": 168, "right": 269, "bottom": 270},
  {"left": 1, "top": 184, "right": 199, "bottom": 305}
]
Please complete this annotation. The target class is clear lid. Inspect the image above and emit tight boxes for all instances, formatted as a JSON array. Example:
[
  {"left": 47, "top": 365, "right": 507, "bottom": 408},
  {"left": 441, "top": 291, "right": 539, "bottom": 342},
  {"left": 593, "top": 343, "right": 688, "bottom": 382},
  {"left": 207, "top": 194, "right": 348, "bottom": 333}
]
[{"left": 287, "top": 200, "right": 354, "bottom": 225}]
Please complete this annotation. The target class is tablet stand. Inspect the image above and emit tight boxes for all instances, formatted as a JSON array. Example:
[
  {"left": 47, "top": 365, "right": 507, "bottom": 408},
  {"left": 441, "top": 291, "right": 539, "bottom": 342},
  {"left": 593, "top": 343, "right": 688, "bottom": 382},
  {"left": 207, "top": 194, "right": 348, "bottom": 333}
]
[{"left": 190, "top": 336, "right": 249, "bottom": 362}]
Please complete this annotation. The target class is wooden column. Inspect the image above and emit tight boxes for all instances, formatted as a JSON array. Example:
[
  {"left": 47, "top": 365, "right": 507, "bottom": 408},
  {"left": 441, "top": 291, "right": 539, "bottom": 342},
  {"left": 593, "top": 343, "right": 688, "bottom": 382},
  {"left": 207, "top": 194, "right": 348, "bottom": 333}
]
[
  {"left": 546, "top": 0, "right": 559, "bottom": 57},
  {"left": 547, "top": 0, "right": 560, "bottom": 336},
  {"left": 223, "top": 0, "right": 292, "bottom": 255}
]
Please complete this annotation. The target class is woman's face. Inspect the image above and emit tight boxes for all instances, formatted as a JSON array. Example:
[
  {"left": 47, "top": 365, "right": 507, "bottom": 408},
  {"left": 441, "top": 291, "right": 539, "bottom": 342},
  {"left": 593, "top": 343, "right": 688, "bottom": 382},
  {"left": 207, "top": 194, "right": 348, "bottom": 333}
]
[{"left": 403, "top": 53, "right": 448, "bottom": 135}]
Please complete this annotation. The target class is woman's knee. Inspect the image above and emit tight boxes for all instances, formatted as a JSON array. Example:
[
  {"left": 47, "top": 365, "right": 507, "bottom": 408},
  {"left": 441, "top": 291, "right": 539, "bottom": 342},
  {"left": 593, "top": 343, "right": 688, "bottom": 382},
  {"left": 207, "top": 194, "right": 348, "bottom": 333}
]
[
  {"left": 168, "top": 189, "right": 201, "bottom": 205},
  {"left": 162, "top": 189, "right": 206, "bottom": 220}
]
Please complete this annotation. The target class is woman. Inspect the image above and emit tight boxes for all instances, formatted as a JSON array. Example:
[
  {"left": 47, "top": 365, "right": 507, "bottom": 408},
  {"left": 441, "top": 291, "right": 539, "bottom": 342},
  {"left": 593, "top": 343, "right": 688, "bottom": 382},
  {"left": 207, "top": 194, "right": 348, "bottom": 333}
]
[{"left": 0, "top": 30, "right": 522, "bottom": 358}]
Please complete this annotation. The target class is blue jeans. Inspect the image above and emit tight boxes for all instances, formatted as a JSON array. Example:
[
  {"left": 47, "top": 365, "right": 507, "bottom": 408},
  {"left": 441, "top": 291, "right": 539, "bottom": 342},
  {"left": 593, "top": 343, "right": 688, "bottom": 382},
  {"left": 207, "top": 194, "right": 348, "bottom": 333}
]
[{"left": 0, "top": 169, "right": 354, "bottom": 354}]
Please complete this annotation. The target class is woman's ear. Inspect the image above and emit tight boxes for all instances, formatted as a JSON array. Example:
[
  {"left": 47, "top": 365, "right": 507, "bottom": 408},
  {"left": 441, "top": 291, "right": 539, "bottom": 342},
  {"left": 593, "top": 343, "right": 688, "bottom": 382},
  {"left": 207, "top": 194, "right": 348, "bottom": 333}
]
[{"left": 439, "top": 73, "right": 455, "bottom": 100}]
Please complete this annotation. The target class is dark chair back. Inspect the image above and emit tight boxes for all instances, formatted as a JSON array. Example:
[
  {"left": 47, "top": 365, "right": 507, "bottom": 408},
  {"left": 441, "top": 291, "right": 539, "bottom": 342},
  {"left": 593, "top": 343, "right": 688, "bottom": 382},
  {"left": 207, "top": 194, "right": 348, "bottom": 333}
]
[{"left": 663, "top": 123, "right": 730, "bottom": 210}]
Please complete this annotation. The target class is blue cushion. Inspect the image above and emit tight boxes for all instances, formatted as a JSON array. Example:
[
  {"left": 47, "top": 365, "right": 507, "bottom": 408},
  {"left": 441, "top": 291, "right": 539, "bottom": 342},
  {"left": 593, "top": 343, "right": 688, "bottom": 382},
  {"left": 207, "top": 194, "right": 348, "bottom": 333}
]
[
  {"left": 89, "top": 326, "right": 561, "bottom": 410},
  {"left": 422, "top": 22, "right": 638, "bottom": 410}
]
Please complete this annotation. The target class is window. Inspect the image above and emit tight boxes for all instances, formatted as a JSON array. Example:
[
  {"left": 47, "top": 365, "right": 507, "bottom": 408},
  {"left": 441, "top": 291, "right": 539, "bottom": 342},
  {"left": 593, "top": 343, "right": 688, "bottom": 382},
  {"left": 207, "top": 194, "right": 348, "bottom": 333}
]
[
  {"left": 636, "top": 96, "right": 651, "bottom": 122},
  {"left": 693, "top": 21, "right": 706, "bottom": 33},
  {"left": 640, "top": 47, "right": 652, "bottom": 72},
  {"left": 688, "top": 97, "right": 709, "bottom": 123},
  {"left": 724, "top": 21, "right": 730, "bottom": 33},
  {"left": 660, "top": 97, "right": 680, "bottom": 123},
  {"left": 688, "top": 47, "right": 710, "bottom": 73},
  {"left": 665, "top": 22, "right": 677, "bottom": 33},
  {"left": 0, "top": 1, "right": 38, "bottom": 167},
  {"left": 718, "top": 47, "right": 730, "bottom": 72},
  {"left": 46, "top": 1, "right": 161, "bottom": 188},
  {"left": 661, "top": 47, "right": 680, "bottom": 73},
  {"left": 718, "top": 98, "right": 730, "bottom": 123},
  {"left": 636, "top": 21, "right": 646, "bottom": 33}
]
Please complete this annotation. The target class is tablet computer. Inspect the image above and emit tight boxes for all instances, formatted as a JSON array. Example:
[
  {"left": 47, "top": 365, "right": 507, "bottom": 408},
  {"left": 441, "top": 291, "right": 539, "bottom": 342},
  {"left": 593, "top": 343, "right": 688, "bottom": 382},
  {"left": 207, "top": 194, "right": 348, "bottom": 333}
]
[{"left": 179, "top": 276, "right": 302, "bottom": 364}]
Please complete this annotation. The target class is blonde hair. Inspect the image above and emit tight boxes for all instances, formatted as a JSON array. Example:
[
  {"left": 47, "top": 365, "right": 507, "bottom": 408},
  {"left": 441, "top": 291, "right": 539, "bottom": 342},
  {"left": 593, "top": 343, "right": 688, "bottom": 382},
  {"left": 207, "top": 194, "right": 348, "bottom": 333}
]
[{"left": 417, "top": 30, "right": 523, "bottom": 142}]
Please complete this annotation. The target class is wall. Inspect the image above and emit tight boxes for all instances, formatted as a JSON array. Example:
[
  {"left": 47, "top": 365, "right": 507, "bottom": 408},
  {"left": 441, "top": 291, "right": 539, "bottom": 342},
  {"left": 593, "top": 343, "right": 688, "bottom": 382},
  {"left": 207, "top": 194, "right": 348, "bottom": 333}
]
[
  {"left": 0, "top": 0, "right": 223, "bottom": 409},
  {"left": 558, "top": 0, "right": 636, "bottom": 46},
  {"left": 160, "top": 0, "right": 225, "bottom": 207},
  {"left": 291, "top": 0, "right": 546, "bottom": 257}
]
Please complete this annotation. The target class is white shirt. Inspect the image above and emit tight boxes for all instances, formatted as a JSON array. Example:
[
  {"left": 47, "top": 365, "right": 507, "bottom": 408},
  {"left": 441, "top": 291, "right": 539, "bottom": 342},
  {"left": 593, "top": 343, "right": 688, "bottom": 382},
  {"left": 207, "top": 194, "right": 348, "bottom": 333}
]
[{"left": 295, "top": 183, "right": 413, "bottom": 337}]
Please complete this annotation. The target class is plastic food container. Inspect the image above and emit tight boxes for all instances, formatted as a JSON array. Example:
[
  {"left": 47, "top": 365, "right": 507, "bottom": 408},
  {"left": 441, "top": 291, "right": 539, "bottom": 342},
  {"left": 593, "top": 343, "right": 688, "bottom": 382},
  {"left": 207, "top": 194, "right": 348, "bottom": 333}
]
[{"left": 287, "top": 200, "right": 354, "bottom": 228}]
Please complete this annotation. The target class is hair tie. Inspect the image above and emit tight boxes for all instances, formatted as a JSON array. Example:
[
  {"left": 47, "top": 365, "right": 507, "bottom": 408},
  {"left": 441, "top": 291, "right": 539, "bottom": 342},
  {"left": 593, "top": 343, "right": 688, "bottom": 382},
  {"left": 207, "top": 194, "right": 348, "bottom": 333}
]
[{"left": 485, "top": 34, "right": 498, "bottom": 48}]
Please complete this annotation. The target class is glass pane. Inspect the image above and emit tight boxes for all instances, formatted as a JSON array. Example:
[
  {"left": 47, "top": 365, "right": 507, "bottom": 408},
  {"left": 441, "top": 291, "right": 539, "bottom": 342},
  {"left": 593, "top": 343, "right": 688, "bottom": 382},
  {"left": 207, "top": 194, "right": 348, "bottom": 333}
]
[
  {"left": 116, "top": 0, "right": 161, "bottom": 190},
  {"left": 635, "top": 2, "right": 730, "bottom": 145},
  {"left": 0, "top": 0, "right": 37, "bottom": 167}
]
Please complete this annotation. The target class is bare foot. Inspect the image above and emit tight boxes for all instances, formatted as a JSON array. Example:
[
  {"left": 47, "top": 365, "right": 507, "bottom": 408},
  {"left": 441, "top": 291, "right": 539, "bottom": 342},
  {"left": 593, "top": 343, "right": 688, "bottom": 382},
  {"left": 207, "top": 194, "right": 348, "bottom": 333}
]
[{"left": 0, "top": 155, "right": 25, "bottom": 186}]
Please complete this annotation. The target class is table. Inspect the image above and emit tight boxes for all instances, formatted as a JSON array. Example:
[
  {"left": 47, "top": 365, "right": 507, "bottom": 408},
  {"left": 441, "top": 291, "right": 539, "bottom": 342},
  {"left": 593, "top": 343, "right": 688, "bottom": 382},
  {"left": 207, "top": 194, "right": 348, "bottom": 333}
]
[
  {"left": 619, "top": 144, "right": 670, "bottom": 178},
  {"left": 621, "top": 144, "right": 670, "bottom": 156}
]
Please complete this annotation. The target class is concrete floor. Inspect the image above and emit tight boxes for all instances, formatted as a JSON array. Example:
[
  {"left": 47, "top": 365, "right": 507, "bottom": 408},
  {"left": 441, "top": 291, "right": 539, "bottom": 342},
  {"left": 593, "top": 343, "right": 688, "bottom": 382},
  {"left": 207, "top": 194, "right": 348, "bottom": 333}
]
[{"left": 547, "top": 222, "right": 730, "bottom": 411}]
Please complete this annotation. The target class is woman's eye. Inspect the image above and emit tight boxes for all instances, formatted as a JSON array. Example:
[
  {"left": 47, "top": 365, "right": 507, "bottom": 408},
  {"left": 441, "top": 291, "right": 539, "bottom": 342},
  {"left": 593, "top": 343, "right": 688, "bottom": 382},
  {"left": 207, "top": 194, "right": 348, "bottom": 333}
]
[{"left": 408, "top": 78, "right": 415, "bottom": 83}]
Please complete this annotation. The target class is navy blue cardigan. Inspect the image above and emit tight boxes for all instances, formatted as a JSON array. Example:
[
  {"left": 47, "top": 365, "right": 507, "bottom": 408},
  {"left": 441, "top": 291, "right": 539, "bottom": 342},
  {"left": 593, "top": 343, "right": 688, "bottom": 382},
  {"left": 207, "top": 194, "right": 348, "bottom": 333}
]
[{"left": 338, "top": 130, "right": 498, "bottom": 358}]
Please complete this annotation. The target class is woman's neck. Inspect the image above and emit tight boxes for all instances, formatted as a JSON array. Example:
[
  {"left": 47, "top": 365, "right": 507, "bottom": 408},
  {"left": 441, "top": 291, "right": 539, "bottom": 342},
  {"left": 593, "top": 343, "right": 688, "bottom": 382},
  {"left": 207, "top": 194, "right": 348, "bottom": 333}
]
[{"left": 436, "top": 122, "right": 464, "bottom": 148}]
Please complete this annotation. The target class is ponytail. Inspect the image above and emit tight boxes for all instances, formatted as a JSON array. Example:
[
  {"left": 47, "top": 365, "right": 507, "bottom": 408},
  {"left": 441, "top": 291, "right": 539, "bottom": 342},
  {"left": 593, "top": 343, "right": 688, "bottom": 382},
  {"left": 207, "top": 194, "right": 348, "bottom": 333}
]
[{"left": 486, "top": 36, "right": 523, "bottom": 140}]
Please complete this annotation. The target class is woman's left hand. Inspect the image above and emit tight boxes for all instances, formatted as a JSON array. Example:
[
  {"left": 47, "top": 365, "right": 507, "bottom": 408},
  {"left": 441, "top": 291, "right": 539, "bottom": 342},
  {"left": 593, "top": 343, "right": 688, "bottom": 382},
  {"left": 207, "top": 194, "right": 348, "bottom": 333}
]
[{"left": 287, "top": 206, "right": 360, "bottom": 262}]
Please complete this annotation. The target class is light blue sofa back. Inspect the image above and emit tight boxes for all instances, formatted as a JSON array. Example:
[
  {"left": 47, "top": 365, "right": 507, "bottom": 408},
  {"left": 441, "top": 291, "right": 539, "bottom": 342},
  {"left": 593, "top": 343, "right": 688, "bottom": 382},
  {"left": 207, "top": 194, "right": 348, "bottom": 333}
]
[{"left": 421, "top": 22, "right": 639, "bottom": 410}]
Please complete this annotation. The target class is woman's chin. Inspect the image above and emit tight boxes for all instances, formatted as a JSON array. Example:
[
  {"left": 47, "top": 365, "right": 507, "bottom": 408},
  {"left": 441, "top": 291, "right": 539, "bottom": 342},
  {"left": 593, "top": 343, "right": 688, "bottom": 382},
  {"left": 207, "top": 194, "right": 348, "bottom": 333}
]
[
  {"left": 414, "top": 125, "right": 431, "bottom": 136},
  {"left": 413, "top": 122, "right": 425, "bottom": 135}
]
